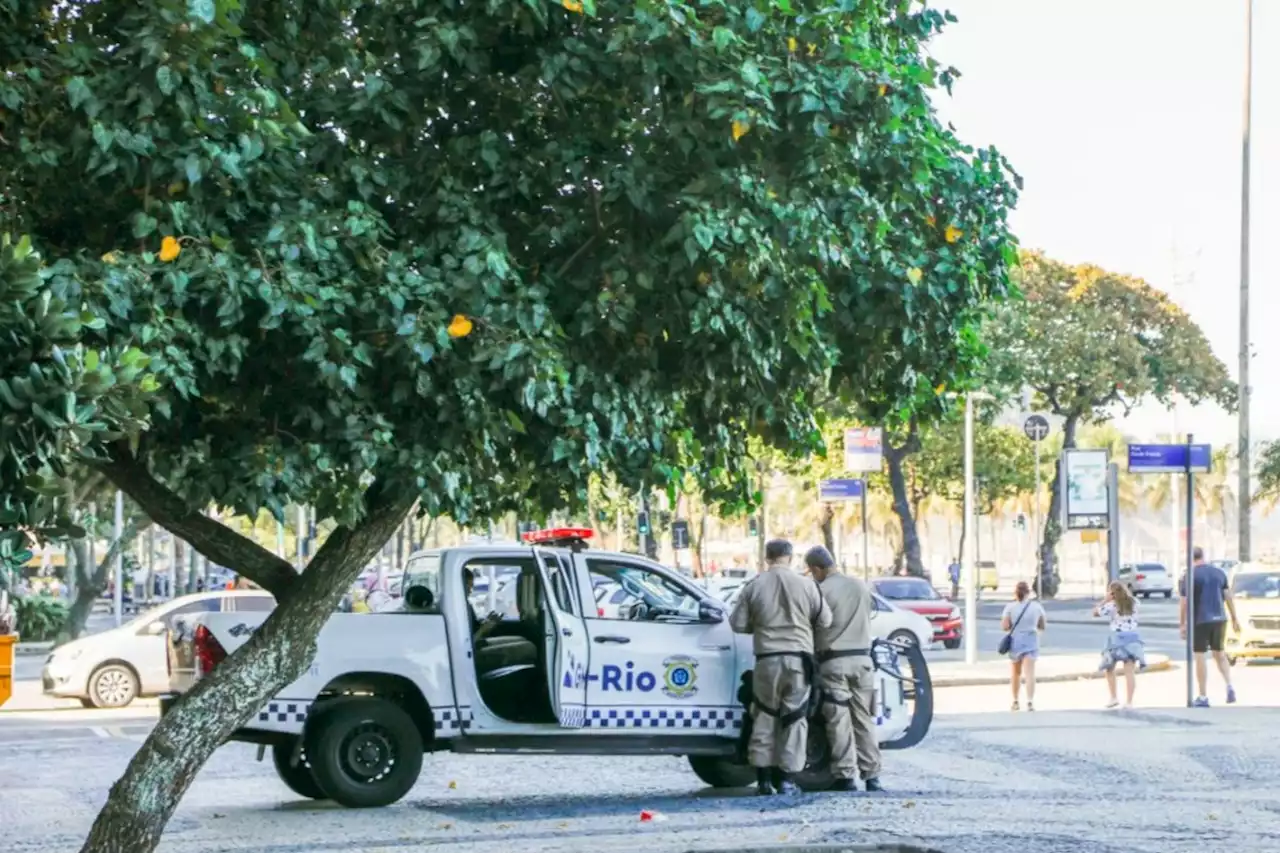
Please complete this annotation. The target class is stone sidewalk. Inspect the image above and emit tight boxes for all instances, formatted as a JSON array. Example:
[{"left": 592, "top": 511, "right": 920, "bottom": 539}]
[{"left": 6, "top": 702, "right": 1278, "bottom": 853}]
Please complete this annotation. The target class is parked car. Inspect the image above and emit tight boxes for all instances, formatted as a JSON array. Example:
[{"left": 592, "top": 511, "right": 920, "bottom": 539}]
[
  {"left": 1118, "top": 563, "right": 1174, "bottom": 599},
  {"left": 870, "top": 577, "right": 962, "bottom": 649},
  {"left": 1225, "top": 564, "right": 1280, "bottom": 664},
  {"left": 42, "top": 590, "right": 275, "bottom": 708},
  {"left": 721, "top": 582, "right": 932, "bottom": 648},
  {"left": 975, "top": 561, "right": 999, "bottom": 592}
]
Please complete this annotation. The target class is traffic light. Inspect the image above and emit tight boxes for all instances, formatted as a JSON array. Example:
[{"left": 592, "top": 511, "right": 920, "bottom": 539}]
[
  {"left": 637, "top": 512, "right": 651, "bottom": 536},
  {"left": 748, "top": 517, "right": 759, "bottom": 537},
  {"left": 1015, "top": 513, "right": 1027, "bottom": 530}
]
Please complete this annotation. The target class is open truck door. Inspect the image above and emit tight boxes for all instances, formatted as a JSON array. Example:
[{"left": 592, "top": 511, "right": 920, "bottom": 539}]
[{"left": 530, "top": 537, "right": 591, "bottom": 729}]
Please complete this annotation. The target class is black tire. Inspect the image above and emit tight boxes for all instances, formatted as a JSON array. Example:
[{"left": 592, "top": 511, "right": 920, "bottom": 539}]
[
  {"left": 87, "top": 663, "right": 139, "bottom": 709},
  {"left": 1163, "top": 591, "right": 1172, "bottom": 599},
  {"left": 943, "top": 639, "right": 961, "bottom": 650},
  {"left": 1139, "top": 592, "right": 1149, "bottom": 600},
  {"left": 793, "top": 724, "right": 836, "bottom": 792},
  {"left": 305, "top": 698, "right": 424, "bottom": 808},
  {"left": 272, "top": 740, "right": 326, "bottom": 800},
  {"left": 881, "top": 640, "right": 934, "bottom": 751},
  {"left": 687, "top": 755, "right": 756, "bottom": 789}
]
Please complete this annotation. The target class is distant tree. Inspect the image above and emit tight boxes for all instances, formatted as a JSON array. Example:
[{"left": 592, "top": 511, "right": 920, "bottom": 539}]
[{"left": 985, "top": 253, "right": 1236, "bottom": 596}]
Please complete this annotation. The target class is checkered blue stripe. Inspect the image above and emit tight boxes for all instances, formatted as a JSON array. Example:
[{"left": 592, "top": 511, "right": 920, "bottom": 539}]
[
  {"left": 587, "top": 706, "right": 744, "bottom": 730},
  {"left": 435, "top": 707, "right": 472, "bottom": 733},
  {"left": 258, "top": 700, "right": 310, "bottom": 727}
]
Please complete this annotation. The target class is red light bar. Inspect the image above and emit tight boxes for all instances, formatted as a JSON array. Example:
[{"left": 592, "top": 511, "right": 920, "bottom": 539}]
[{"left": 522, "top": 527, "right": 595, "bottom": 544}]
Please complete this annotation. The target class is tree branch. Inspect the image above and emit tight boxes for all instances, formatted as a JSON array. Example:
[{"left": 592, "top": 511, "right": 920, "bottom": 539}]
[{"left": 93, "top": 451, "right": 299, "bottom": 598}]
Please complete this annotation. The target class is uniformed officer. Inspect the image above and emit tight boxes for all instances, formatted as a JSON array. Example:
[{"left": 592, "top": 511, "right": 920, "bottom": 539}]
[
  {"left": 730, "top": 539, "right": 832, "bottom": 795},
  {"left": 805, "top": 545, "right": 882, "bottom": 791}
]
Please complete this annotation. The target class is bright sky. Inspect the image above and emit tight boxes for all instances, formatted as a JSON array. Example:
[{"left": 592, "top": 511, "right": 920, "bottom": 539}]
[{"left": 933, "top": 0, "right": 1273, "bottom": 447}]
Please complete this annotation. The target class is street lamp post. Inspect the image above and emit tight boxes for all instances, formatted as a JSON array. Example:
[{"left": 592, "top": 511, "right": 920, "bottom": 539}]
[
  {"left": 1237, "top": 0, "right": 1254, "bottom": 562},
  {"left": 963, "top": 395, "right": 978, "bottom": 666}
]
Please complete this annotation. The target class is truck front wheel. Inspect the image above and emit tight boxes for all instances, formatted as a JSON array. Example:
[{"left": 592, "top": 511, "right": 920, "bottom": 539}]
[
  {"left": 687, "top": 755, "right": 756, "bottom": 788},
  {"left": 271, "top": 740, "right": 325, "bottom": 800},
  {"left": 305, "top": 697, "right": 424, "bottom": 808}
]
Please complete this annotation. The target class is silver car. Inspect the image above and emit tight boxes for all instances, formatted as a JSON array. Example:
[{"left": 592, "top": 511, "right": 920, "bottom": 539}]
[
  {"left": 1118, "top": 563, "right": 1174, "bottom": 599},
  {"left": 41, "top": 591, "right": 274, "bottom": 708}
]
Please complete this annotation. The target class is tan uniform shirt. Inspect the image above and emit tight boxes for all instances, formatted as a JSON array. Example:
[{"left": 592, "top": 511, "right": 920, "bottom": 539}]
[
  {"left": 815, "top": 572, "right": 873, "bottom": 653},
  {"left": 730, "top": 564, "right": 832, "bottom": 654}
]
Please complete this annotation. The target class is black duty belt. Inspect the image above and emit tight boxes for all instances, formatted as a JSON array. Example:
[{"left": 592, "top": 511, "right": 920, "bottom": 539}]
[
  {"left": 817, "top": 648, "right": 870, "bottom": 663},
  {"left": 752, "top": 651, "right": 818, "bottom": 727}
]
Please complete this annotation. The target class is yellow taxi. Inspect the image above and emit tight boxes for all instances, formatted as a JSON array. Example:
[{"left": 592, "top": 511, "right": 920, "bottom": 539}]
[{"left": 1225, "top": 564, "right": 1280, "bottom": 664}]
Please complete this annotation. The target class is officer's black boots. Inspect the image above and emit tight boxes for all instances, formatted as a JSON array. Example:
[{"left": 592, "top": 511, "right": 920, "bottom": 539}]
[
  {"left": 756, "top": 768, "right": 776, "bottom": 796},
  {"left": 864, "top": 776, "right": 883, "bottom": 792},
  {"left": 830, "top": 778, "right": 858, "bottom": 792},
  {"left": 775, "top": 771, "right": 799, "bottom": 795}
]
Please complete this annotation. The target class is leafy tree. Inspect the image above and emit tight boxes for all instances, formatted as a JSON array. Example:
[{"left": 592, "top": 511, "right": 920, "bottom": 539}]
[
  {"left": 0, "top": 2, "right": 1017, "bottom": 850},
  {"left": 985, "top": 252, "right": 1235, "bottom": 596}
]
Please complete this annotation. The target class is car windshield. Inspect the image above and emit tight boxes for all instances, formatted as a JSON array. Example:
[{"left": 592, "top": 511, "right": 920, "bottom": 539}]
[
  {"left": 874, "top": 579, "right": 939, "bottom": 600},
  {"left": 1136, "top": 564, "right": 1167, "bottom": 574},
  {"left": 1232, "top": 572, "right": 1280, "bottom": 599}
]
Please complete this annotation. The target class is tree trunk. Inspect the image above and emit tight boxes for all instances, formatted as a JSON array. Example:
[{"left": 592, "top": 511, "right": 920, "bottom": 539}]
[
  {"left": 756, "top": 462, "right": 770, "bottom": 572},
  {"left": 77, "top": 488, "right": 415, "bottom": 853},
  {"left": 57, "top": 520, "right": 141, "bottom": 645},
  {"left": 885, "top": 453, "right": 924, "bottom": 576},
  {"left": 820, "top": 503, "right": 836, "bottom": 555},
  {"left": 1038, "top": 414, "right": 1079, "bottom": 599}
]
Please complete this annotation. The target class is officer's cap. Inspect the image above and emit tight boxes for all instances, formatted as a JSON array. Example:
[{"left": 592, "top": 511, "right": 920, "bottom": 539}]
[
  {"left": 764, "top": 539, "right": 793, "bottom": 561},
  {"left": 804, "top": 545, "right": 835, "bottom": 571}
]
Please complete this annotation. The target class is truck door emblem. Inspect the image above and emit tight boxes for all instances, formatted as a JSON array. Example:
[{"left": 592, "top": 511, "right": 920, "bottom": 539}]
[{"left": 228, "top": 623, "right": 254, "bottom": 637}]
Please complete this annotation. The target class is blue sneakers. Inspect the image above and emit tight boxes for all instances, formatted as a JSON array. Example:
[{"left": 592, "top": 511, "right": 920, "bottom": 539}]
[
  {"left": 1227, "top": 686, "right": 1237, "bottom": 704},
  {"left": 1193, "top": 696, "right": 1210, "bottom": 708}
]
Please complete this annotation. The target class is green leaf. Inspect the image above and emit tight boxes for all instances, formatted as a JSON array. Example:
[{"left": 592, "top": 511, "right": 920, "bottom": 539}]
[
  {"left": 91, "top": 123, "right": 114, "bottom": 152},
  {"left": 745, "top": 7, "right": 765, "bottom": 32},
  {"left": 187, "top": 0, "right": 216, "bottom": 24},
  {"left": 156, "top": 66, "right": 176, "bottom": 96},
  {"left": 505, "top": 411, "right": 527, "bottom": 434},
  {"left": 65, "top": 77, "right": 91, "bottom": 110}
]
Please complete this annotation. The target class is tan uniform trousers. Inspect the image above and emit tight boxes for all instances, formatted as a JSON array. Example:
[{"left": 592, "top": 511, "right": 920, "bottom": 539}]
[
  {"left": 748, "top": 655, "right": 810, "bottom": 774},
  {"left": 819, "top": 655, "right": 881, "bottom": 780}
]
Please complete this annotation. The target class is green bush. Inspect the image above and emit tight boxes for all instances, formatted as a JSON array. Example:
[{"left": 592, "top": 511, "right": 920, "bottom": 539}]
[{"left": 13, "top": 594, "right": 68, "bottom": 643}]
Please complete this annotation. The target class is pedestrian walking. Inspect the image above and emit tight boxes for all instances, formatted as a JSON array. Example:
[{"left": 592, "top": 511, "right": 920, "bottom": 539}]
[
  {"left": 805, "top": 545, "right": 882, "bottom": 792},
  {"left": 730, "top": 539, "right": 832, "bottom": 796},
  {"left": 948, "top": 557, "right": 961, "bottom": 600},
  {"left": 1094, "top": 581, "right": 1146, "bottom": 709},
  {"left": 1001, "top": 581, "right": 1046, "bottom": 711},
  {"left": 1178, "top": 547, "right": 1240, "bottom": 707}
]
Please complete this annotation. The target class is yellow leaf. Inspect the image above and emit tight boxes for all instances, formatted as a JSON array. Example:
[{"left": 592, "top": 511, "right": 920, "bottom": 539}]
[
  {"left": 167, "top": 181, "right": 185, "bottom": 196},
  {"left": 878, "top": 84, "right": 888, "bottom": 97},
  {"left": 806, "top": 43, "right": 816, "bottom": 57},
  {"left": 697, "top": 272, "right": 711, "bottom": 285},
  {"left": 935, "top": 383, "right": 947, "bottom": 395},
  {"left": 766, "top": 188, "right": 777, "bottom": 200},
  {"left": 447, "top": 315, "right": 473, "bottom": 339},
  {"left": 731, "top": 120, "right": 750, "bottom": 142},
  {"left": 945, "top": 225, "right": 963, "bottom": 244},
  {"left": 158, "top": 236, "right": 181, "bottom": 262},
  {"left": 101, "top": 252, "right": 118, "bottom": 265},
  {"left": 906, "top": 267, "right": 923, "bottom": 285},
  {"left": 926, "top": 215, "right": 937, "bottom": 227},
  {"left": 447, "top": 780, "right": 457, "bottom": 789},
  {"left": 787, "top": 37, "right": 797, "bottom": 53},
  {"left": 561, "top": 0, "right": 583, "bottom": 12}
]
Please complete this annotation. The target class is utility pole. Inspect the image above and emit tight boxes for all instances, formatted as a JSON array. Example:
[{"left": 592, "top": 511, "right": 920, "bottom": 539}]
[{"left": 1237, "top": 0, "right": 1254, "bottom": 562}]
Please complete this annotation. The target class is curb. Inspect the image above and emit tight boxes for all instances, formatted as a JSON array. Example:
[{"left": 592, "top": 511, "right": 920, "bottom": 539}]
[
  {"left": 933, "top": 657, "right": 1173, "bottom": 689},
  {"left": 15, "top": 642, "right": 54, "bottom": 656},
  {"left": 0, "top": 698, "right": 159, "bottom": 714}
]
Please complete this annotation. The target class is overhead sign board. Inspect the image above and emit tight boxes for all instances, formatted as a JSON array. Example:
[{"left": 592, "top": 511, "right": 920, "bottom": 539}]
[
  {"left": 1127, "top": 444, "right": 1212, "bottom": 474},
  {"left": 819, "top": 479, "right": 865, "bottom": 502},
  {"left": 671, "top": 520, "right": 690, "bottom": 550},
  {"left": 1063, "top": 448, "right": 1110, "bottom": 530},
  {"left": 843, "top": 427, "right": 883, "bottom": 473}
]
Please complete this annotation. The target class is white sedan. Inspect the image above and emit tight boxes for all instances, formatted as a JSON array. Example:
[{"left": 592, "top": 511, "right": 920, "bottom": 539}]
[{"left": 718, "top": 585, "right": 932, "bottom": 648}]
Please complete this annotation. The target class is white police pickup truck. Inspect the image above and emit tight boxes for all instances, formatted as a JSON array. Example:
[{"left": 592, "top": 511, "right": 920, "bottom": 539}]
[{"left": 163, "top": 528, "right": 932, "bottom": 807}]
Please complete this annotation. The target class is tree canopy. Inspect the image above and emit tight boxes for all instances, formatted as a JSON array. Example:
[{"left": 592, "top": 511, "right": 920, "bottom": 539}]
[
  {"left": 984, "top": 252, "right": 1236, "bottom": 591},
  {"left": 0, "top": 2, "right": 1018, "bottom": 850}
]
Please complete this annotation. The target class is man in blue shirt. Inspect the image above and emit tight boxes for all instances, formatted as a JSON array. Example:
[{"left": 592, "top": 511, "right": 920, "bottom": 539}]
[{"left": 1178, "top": 547, "right": 1241, "bottom": 707}]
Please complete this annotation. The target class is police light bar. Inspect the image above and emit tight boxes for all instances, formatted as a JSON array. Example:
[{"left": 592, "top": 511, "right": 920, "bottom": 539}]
[{"left": 522, "top": 527, "right": 595, "bottom": 548}]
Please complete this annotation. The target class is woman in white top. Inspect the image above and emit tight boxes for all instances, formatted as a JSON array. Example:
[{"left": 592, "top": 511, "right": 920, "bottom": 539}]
[
  {"left": 1093, "top": 582, "right": 1146, "bottom": 709},
  {"left": 1001, "top": 581, "right": 1048, "bottom": 711}
]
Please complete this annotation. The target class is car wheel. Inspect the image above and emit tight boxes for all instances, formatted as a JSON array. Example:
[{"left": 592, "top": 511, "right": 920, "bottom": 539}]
[
  {"left": 1139, "top": 592, "right": 1149, "bottom": 599},
  {"left": 881, "top": 640, "right": 934, "bottom": 752},
  {"left": 305, "top": 697, "right": 424, "bottom": 808},
  {"left": 687, "top": 756, "right": 756, "bottom": 789},
  {"left": 1163, "top": 591, "right": 1172, "bottom": 599},
  {"left": 87, "top": 663, "right": 139, "bottom": 709},
  {"left": 272, "top": 739, "right": 327, "bottom": 800},
  {"left": 943, "top": 639, "right": 961, "bottom": 650},
  {"left": 888, "top": 630, "right": 918, "bottom": 649}
]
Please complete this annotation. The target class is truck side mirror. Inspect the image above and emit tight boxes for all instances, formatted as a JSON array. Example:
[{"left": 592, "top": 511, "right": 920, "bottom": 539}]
[{"left": 698, "top": 600, "right": 725, "bottom": 624}]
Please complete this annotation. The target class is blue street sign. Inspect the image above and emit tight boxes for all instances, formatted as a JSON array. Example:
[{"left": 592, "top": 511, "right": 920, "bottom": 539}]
[
  {"left": 819, "top": 478, "right": 865, "bottom": 501},
  {"left": 1127, "top": 444, "right": 1212, "bottom": 474}
]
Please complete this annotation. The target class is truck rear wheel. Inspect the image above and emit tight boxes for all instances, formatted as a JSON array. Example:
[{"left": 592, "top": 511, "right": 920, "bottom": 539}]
[
  {"left": 305, "top": 697, "right": 424, "bottom": 808},
  {"left": 687, "top": 755, "right": 756, "bottom": 789},
  {"left": 271, "top": 740, "right": 325, "bottom": 800}
]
